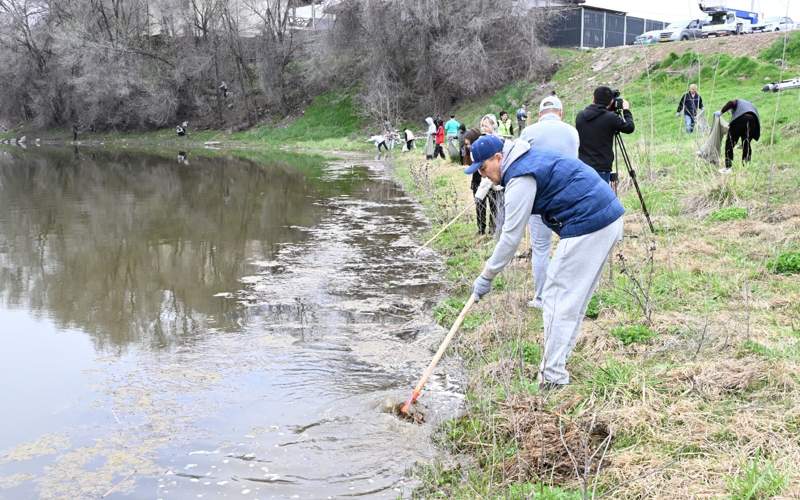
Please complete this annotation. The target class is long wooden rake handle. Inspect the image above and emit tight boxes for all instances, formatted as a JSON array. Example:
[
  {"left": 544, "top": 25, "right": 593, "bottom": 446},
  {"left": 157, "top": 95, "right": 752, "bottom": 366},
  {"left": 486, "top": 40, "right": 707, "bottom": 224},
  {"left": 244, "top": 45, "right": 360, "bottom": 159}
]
[
  {"left": 416, "top": 202, "right": 472, "bottom": 252},
  {"left": 400, "top": 294, "right": 477, "bottom": 414}
]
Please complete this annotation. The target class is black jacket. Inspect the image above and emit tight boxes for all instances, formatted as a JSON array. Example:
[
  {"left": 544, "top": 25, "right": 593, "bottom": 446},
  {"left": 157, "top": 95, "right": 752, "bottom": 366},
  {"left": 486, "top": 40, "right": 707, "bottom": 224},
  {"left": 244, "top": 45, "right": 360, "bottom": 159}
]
[
  {"left": 677, "top": 92, "right": 703, "bottom": 116},
  {"left": 576, "top": 104, "right": 635, "bottom": 172}
]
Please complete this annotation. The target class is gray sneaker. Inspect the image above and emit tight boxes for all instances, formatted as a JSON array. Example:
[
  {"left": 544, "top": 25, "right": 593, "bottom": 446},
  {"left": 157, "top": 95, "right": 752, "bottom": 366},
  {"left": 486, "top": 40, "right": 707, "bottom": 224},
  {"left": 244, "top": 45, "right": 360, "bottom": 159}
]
[
  {"left": 538, "top": 381, "right": 566, "bottom": 393},
  {"left": 527, "top": 298, "right": 543, "bottom": 309}
]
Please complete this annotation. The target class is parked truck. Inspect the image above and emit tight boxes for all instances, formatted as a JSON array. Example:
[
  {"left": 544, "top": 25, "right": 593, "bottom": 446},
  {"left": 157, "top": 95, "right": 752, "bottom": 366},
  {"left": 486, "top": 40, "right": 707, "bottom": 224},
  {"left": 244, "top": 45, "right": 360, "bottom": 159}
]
[
  {"left": 752, "top": 16, "right": 796, "bottom": 33},
  {"left": 698, "top": 3, "right": 758, "bottom": 36}
]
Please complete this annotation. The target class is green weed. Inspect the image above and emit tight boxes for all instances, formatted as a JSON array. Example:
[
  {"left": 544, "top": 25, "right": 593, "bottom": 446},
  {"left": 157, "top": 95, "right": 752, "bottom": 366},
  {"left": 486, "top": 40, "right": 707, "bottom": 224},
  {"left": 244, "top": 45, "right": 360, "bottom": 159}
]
[
  {"left": 581, "top": 359, "right": 637, "bottom": 400},
  {"left": 611, "top": 324, "right": 657, "bottom": 345},
  {"left": 505, "top": 483, "right": 582, "bottom": 499},
  {"left": 585, "top": 294, "right": 601, "bottom": 319},
  {"left": 767, "top": 251, "right": 800, "bottom": 275},
  {"left": 726, "top": 453, "right": 786, "bottom": 500},
  {"left": 707, "top": 207, "right": 748, "bottom": 222},
  {"left": 511, "top": 340, "right": 542, "bottom": 366}
]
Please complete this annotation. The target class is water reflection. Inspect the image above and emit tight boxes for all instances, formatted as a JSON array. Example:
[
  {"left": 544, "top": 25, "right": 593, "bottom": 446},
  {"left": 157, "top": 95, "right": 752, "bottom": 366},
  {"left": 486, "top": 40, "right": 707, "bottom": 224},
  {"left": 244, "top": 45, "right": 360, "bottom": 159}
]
[
  {"left": 0, "top": 148, "right": 458, "bottom": 499},
  {"left": 0, "top": 148, "right": 354, "bottom": 350}
]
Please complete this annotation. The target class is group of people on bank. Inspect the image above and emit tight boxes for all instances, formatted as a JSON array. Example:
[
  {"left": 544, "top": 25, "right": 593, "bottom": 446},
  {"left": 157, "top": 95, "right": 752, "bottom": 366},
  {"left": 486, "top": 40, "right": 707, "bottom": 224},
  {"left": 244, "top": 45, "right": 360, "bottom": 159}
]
[{"left": 424, "top": 84, "right": 762, "bottom": 390}]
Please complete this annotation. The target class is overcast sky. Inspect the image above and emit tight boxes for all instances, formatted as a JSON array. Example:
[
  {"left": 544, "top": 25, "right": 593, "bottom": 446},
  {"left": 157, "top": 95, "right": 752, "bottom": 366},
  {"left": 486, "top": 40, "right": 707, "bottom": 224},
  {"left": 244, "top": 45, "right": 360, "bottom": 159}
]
[{"left": 585, "top": 0, "right": 798, "bottom": 22}]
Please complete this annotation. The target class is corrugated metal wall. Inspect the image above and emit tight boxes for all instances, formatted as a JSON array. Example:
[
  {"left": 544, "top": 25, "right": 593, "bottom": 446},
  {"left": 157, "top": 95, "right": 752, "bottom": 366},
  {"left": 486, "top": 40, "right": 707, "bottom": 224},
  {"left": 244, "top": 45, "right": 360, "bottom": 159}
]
[
  {"left": 605, "top": 13, "right": 625, "bottom": 47},
  {"left": 547, "top": 7, "right": 666, "bottom": 48},
  {"left": 547, "top": 8, "right": 582, "bottom": 47},
  {"left": 625, "top": 17, "right": 645, "bottom": 45}
]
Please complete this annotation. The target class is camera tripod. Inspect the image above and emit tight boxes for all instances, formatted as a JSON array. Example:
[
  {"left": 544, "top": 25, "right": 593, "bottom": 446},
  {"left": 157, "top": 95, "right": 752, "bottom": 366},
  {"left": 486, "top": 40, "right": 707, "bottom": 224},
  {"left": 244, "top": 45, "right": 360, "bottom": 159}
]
[{"left": 613, "top": 133, "right": 655, "bottom": 233}]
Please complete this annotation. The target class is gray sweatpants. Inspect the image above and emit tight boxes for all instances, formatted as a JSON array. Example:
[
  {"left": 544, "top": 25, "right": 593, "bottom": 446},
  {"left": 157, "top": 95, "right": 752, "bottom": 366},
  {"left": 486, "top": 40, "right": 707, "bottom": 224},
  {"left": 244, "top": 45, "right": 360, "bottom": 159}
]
[
  {"left": 539, "top": 217, "right": 623, "bottom": 385},
  {"left": 528, "top": 214, "right": 552, "bottom": 304}
]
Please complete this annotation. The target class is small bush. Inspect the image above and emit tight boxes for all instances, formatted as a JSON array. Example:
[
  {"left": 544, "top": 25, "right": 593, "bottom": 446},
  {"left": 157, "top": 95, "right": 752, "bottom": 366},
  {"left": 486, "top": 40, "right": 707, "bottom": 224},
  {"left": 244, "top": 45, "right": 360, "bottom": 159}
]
[
  {"left": 708, "top": 207, "right": 748, "bottom": 222},
  {"left": 611, "top": 324, "right": 657, "bottom": 345},
  {"left": 726, "top": 453, "right": 786, "bottom": 500},
  {"left": 767, "top": 251, "right": 800, "bottom": 275}
]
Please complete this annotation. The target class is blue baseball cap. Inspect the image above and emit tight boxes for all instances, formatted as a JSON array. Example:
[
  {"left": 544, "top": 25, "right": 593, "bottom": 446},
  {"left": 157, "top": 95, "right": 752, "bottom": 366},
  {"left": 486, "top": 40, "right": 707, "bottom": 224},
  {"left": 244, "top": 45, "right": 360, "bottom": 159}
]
[{"left": 464, "top": 135, "right": 504, "bottom": 175}]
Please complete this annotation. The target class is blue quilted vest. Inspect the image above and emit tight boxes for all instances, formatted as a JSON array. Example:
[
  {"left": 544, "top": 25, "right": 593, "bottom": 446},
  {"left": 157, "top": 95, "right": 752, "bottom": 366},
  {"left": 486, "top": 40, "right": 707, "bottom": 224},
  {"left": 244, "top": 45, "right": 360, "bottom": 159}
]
[{"left": 501, "top": 148, "right": 624, "bottom": 238}]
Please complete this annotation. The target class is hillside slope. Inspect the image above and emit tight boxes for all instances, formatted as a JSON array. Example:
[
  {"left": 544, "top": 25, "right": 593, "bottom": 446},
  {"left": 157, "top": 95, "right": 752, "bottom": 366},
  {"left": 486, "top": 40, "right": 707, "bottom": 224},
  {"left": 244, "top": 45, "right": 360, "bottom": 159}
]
[{"left": 396, "top": 31, "right": 800, "bottom": 498}]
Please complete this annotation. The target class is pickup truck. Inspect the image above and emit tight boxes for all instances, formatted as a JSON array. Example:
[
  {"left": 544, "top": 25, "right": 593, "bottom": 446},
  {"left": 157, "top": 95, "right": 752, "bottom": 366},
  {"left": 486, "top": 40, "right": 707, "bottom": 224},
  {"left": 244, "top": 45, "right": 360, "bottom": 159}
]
[
  {"left": 659, "top": 19, "right": 707, "bottom": 41},
  {"left": 752, "top": 16, "right": 795, "bottom": 32},
  {"left": 699, "top": 4, "right": 758, "bottom": 36}
]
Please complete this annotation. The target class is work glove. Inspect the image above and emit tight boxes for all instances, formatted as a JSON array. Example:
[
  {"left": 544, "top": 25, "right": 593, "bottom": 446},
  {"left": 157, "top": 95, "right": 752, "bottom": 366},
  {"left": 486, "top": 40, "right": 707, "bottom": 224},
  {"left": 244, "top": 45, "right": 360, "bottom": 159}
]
[
  {"left": 474, "top": 177, "right": 493, "bottom": 201},
  {"left": 472, "top": 275, "right": 492, "bottom": 301}
]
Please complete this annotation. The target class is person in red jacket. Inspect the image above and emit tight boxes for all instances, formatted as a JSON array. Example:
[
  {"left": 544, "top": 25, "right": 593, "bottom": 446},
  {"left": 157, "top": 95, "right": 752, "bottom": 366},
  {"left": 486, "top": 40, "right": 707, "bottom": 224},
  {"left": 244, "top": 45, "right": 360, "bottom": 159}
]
[{"left": 433, "top": 118, "right": 446, "bottom": 159}]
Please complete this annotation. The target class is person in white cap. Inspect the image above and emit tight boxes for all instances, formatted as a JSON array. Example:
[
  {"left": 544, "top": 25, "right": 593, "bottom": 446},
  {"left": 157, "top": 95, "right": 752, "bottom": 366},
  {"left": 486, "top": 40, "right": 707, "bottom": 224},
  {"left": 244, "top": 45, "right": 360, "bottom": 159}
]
[{"left": 519, "top": 94, "right": 580, "bottom": 309}]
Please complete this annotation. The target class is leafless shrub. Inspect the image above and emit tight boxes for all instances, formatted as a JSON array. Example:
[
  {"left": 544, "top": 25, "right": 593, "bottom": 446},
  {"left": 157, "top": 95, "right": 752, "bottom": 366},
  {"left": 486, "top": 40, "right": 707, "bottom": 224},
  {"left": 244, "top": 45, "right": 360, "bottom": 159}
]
[
  {"left": 310, "top": 0, "right": 556, "bottom": 122},
  {"left": 616, "top": 238, "right": 657, "bottom": 325}
]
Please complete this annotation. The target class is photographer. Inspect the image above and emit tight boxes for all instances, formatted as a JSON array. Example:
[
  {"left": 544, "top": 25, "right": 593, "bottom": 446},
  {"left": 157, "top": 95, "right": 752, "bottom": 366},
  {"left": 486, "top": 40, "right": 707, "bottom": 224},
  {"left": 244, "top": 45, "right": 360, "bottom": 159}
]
[{"left": 575, "top": 86, "right": 635, "bottom": 184}]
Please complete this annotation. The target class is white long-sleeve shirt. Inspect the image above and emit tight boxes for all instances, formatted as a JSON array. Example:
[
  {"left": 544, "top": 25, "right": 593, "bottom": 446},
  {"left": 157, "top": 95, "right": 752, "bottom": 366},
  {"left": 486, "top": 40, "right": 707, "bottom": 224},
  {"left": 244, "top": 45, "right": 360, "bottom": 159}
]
[
  {"left": 482, "top": 175, "right": 537, "bottom": 280},
  {"left": 519, "top": 114, "right": 580, "bottom": 158}
]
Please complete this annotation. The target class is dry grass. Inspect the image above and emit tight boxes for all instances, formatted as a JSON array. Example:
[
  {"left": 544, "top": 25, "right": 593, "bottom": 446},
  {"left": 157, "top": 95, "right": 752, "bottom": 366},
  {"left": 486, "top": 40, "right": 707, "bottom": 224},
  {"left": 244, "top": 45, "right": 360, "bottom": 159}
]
[
  {"left": 396, "top": 132, "right": 800, "bottom": 497},
  {"left": 498, "top": 395, "right": 611, "bottom": 485}
]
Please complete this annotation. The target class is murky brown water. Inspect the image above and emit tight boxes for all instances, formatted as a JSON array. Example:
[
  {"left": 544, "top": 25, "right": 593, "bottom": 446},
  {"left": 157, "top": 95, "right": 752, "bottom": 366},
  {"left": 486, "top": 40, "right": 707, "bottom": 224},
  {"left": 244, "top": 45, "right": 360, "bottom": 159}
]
[{"left": 0, "top": 147, "right": 463, "bottom": 498}]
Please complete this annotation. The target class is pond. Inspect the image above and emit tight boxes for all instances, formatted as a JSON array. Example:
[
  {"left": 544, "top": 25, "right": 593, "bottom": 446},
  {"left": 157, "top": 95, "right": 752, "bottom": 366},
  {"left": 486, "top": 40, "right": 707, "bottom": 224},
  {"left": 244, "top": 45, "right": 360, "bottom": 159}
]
[{"left": 0, "top": 147, "right": 463, "bottom": 498}]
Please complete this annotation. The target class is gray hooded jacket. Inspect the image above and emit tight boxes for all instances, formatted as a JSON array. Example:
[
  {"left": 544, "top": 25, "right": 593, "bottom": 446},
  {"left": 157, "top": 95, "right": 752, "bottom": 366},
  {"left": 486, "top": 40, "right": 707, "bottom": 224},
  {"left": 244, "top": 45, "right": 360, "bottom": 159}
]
[{"left": 481, "top": 139, "right": 537, "bottom": 280}]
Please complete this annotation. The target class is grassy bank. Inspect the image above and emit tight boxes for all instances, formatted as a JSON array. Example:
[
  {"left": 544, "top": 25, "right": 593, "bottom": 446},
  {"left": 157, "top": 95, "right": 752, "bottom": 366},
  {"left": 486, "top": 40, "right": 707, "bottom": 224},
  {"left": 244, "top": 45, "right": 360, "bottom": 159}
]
[
  {"left": 0, "top": 90, "right": 370, "bottom": 153},
  {"left": 392, "top": 33, "right": 800, "bottom": 498}
]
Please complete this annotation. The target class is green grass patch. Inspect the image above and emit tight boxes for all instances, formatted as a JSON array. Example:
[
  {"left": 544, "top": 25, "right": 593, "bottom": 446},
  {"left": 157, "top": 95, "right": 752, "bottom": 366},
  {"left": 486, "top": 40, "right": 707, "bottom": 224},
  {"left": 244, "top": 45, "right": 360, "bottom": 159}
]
[
  {"left": 504, "top": 483, "right": 582, "bottom": 499},
  {"left": 413, "top": 460, "right": 583, "bottom": 499},
  {"left": 514, "top": 340, "right": 542, "bottom": 366},
  {"left": 433, "top": 296, "right": 488, "bottom": 331},
  {"left": 235, "top": 90, "right": 363, "bottom": 145},
  {"left": 707, "top": 207, "right": 748, "bottom": 222},
  {"left": 726, "top": 453, "right": 787, "bottom": 500},
  {"left": 580, "top": 359, "right": 637, "bottom": 400},
  {"left": 760, "top": 31, "right": 800, "bottom": 66},
  {"left": 767, "top": 251, "right": 800, "bottom": 275},
  {"left": 585, "top": 294, "right": 601, "bottom": 319},
  {"left": 611, "top": 324, "right": 657, "bottom": 345},
  {"left": 452, "top": 79, "right": 540, "bottom": 129}
]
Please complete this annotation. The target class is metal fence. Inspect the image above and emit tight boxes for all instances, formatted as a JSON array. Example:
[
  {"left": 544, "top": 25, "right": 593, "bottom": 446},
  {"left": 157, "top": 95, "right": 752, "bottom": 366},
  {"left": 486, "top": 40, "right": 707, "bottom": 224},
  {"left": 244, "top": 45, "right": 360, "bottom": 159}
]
[{"left": 546, "top": 6, "right": 666, "bottom": 48}]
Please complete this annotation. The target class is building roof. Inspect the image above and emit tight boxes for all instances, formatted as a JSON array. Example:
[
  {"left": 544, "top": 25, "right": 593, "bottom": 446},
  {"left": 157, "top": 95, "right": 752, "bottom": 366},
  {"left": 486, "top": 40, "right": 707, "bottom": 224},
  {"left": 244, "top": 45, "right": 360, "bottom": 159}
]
[{"left": 579, "top": 3, "right": 627, "bottom": 15}]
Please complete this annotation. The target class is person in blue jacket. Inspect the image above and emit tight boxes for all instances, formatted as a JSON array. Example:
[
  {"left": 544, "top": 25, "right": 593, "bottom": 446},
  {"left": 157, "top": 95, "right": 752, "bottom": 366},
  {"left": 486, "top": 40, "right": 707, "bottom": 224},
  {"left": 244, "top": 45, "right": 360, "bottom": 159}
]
[{"left": 465, "top": 135, "right": 624, "bottom": 390}]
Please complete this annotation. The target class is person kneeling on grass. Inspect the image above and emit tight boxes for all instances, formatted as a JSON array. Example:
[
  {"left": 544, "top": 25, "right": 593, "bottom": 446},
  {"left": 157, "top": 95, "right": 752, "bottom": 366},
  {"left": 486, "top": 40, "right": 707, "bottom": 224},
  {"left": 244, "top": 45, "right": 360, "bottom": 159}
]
[{"left": 466, "top": 135, "right": 624, "bottom": 390}]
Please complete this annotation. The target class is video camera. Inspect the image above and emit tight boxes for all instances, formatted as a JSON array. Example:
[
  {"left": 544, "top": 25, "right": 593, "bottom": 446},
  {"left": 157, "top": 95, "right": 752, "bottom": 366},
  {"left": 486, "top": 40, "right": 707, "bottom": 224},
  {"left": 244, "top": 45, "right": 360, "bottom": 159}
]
[{"left": 612, "top": 89, "right": 624, "bottom": 114}]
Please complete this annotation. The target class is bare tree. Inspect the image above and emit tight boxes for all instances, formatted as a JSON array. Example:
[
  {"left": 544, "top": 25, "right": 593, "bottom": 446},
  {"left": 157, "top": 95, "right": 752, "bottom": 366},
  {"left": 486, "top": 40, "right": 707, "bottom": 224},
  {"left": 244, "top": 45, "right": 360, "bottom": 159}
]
[{"left": 311, "top": 0, "right": 555, "bottom": 122}]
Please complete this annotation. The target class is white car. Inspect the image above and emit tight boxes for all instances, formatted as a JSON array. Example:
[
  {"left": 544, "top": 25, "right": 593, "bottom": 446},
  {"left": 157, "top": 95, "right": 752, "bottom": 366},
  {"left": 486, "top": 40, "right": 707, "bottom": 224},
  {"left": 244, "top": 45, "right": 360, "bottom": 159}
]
[
  {"left": 634, "top": 30, "right": 661, "bottom": 45},
  {"left": 659, "top": 19, "right": 707, "bottom": 41},
  {"left": 753, "top": 16, "right": 795, "bottom": 32}
]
